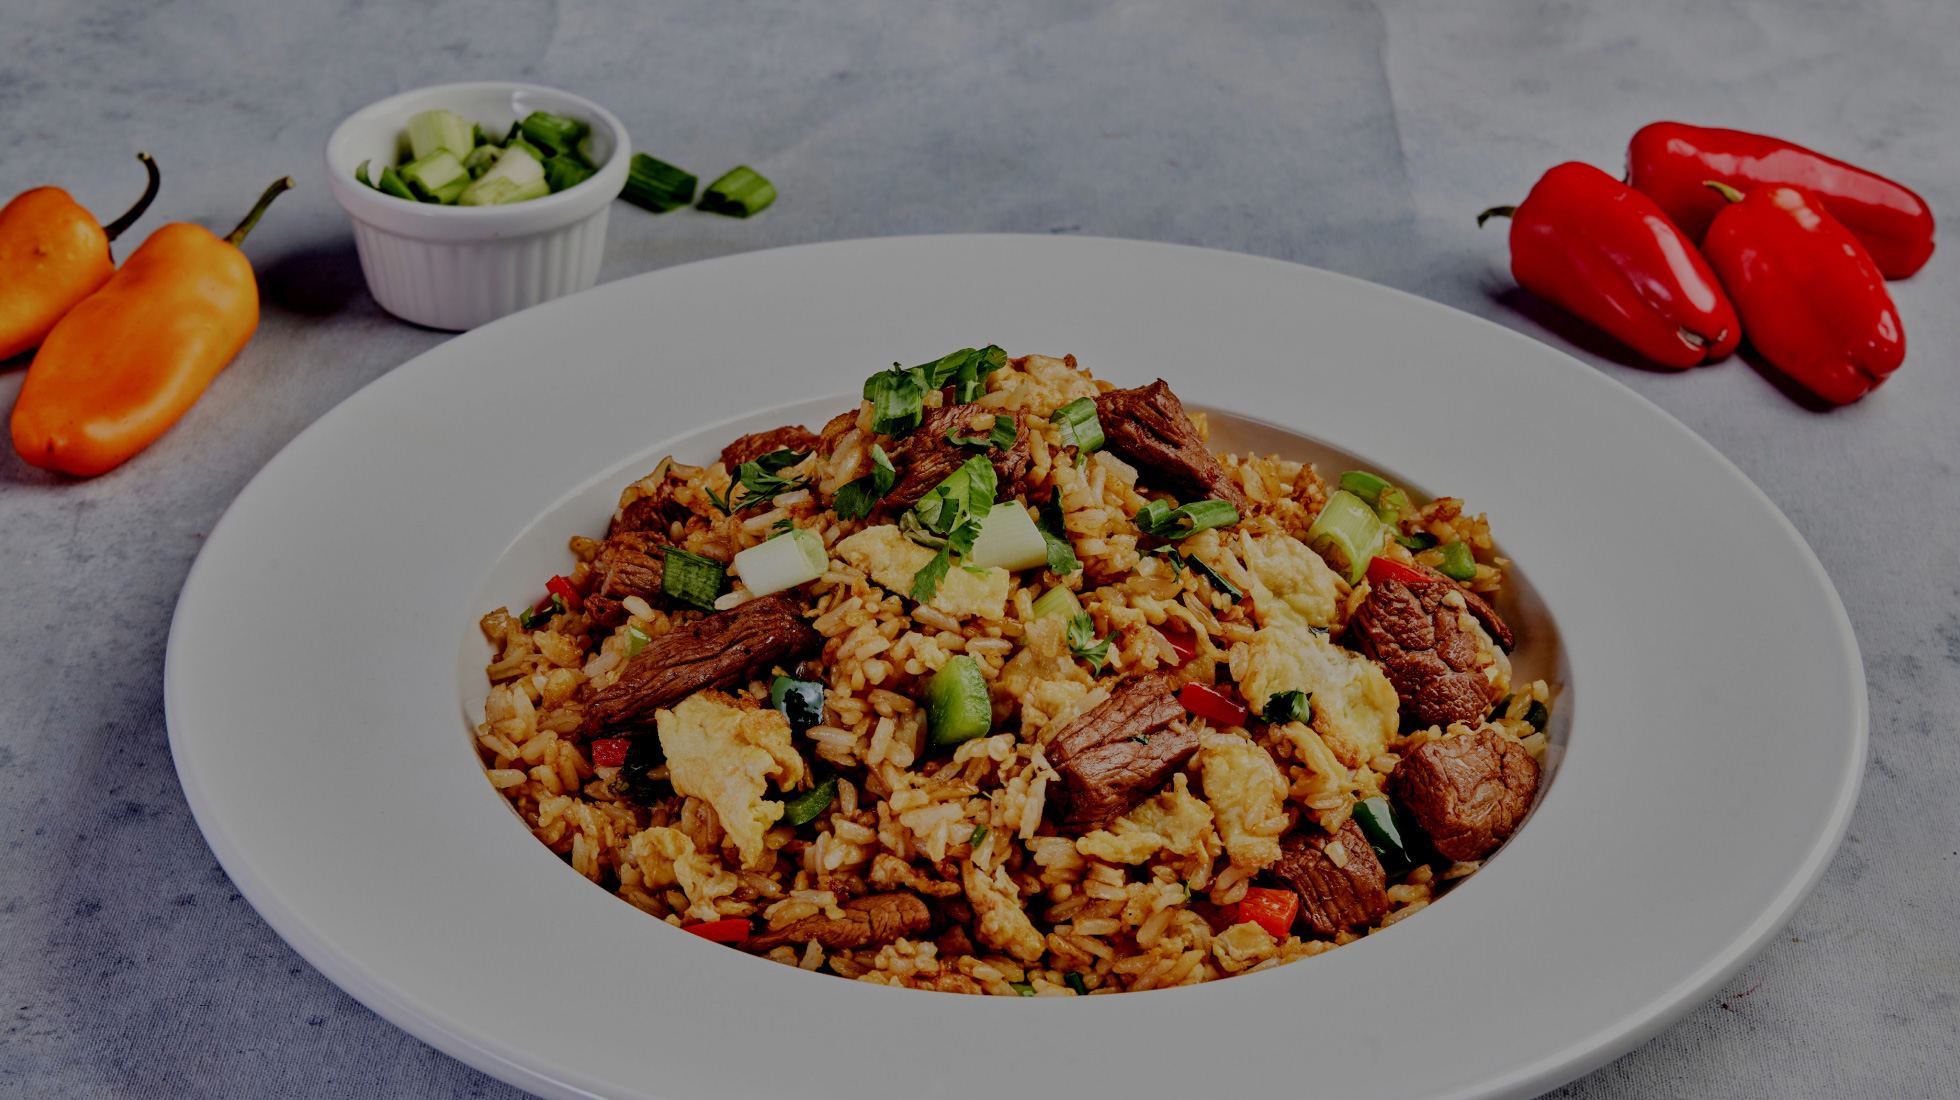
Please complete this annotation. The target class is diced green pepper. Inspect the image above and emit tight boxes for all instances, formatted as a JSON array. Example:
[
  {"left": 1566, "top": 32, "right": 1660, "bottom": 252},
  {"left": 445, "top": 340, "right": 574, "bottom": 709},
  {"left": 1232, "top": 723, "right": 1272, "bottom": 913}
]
[
  {"left": 769, "top": 676, "right": 826, "bottom": 733},
  {"left": 1437, "top": 540, "right": 1477, "bottom": 582},
  {"left": 780, "top": 777, "right": 838, "bottom": 826},
  {"left": 1351, "top": 796, "right": 1420, "bottom": 879},
  {"left": 925, "top": 656, "right": 992, "bottom": 747}
]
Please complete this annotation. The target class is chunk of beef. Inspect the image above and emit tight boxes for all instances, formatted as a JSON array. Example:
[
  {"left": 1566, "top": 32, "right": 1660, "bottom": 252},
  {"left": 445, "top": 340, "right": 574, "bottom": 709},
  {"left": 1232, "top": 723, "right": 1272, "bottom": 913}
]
[
  {"left": 741, "top": 892, "right": 932, "bottom": 952},
  {"left": 1047, "top": 674, "right": 1197, "bottom": 827},
  {"left": 1266, "top": 819, "right": 1389, "bottom": 938},
  {"left": 579, "top": 594, "right": 822, "bottom": 734},
  {"left": 720, "top": 425, "right": 820, "bottom": 472},
  {"left": 1094, "top": 380, "right": 1248, "bottom": 512},
  {"left": 584, "top": 531, "right": 668, "bottom": 628},
  {"left": 886, "top": 405, "right": 1031, "bottom": 510},
  {"left": 1345, "top": 577, "right": 1504, "bottom": 728},
  {"left": 1388, "top": 727, "right": 1538, "bottom": 862},
  {"left": 611, "top": 472, "right": 694, "bottom": 538}
]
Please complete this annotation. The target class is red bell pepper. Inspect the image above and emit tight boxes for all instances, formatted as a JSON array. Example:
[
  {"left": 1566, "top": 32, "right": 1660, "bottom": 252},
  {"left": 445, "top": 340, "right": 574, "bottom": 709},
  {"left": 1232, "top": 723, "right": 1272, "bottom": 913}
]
[
  {"left": 1628, "top": 121, "right": 1936, "bottom": 279},
  {"left": 1365, "top": 556, "right": 1430, "bottom": 587},
  {"left": 1481, "top": 162, "right": 1739, "bottom": 369},
  {"left": 1701, "top": 183, "right": 1905, "bottom": 406},
  {"left": 1234, "top": 886, "right": 1299, "bottom": 940},
  {"left": 681, "top": 918, "right": 752, "bottom": 942},
  {"left": 1180, "top": 682, "right": 1248, "bottom": 727},
  {"left": 589, "top": 738, "right": 630, "bottom": 768},
  {"left": 545, "top": 574, "right": 582, "bottom": 612},
  {"left": 1156, "top": 625, "right": 1198, "bottom": 667}
]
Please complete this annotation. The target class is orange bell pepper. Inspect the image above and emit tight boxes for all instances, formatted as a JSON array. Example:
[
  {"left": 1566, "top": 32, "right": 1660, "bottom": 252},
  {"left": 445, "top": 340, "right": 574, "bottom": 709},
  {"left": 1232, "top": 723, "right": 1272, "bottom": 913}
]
[
  {"left": 0, "top": 153, "right": 160, "bottom": 361},
  {"left": 10, "top": 177, "right": 291, "bottom": 477}
]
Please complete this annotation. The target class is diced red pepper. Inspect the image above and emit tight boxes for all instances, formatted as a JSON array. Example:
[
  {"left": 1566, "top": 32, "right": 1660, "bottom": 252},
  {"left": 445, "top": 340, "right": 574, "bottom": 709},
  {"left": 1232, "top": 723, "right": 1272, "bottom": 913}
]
[
  {"left": 1365, "top": 556, "right": 1430, "bottom": 587},
  {"left": 589, "top": 738, "right": 629, "bottom": 768},
  {"left": 1236, "top": 887, "right": 1299, "bottom": 940},
  {"left": 1157, "top": 626, "right": 1198, "bottom": 666},
  {"left": 545, "top": 574, "right": 582, "bottom": 612},
  {"left": 681, "top": 918, "right": 752, "bottom": 943},
  {"left": 1179, "top": 682, "right": 1248, "bottom": 727}
]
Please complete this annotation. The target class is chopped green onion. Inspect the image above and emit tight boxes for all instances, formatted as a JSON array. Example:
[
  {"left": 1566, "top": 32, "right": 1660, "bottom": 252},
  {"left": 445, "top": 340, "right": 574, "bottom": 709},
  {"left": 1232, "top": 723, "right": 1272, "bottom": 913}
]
[
  {"left": 1036, "top": 498, "right": 1080, "bottom": 576},
  {"left": 1395, "top": 531, "right": 1438, "bottom": 551},
  {"left": 864, "top": 365, "right": 930, "bottom": 436},
  {"left": 376, "top": 164, "right": 415, "bottom": 201},
  {"left": 519, "top": 110, "right": 589, "bottom": 159},
  {"left": 698, "top": 165, "right": 776, "bottom": 217},
  {"left": 544, "top": 155, "right": 595, "bottom": 193},
  {"left": 913, "top": 456, "right": 997, "bottom": 538},
  {"left": 1031, "top": 585, "right": 1084, "bottom": 622},
  {"left": 1338, "top": 471, "right": 1392, "bottom": 504},
  {"left": 1437, "top": 540, "right": 1477, "bottom": 582},
  {"left": 459, "top": 144, "right": 546, "bottom": 206},
  {"left": 1066, "top": 612, "right": 1112, "bottom": 673},
  {"left": 1524, "top": 699, "right": 1549, "bottom": 731},
  {"left": 1065, "top": 972, "right": 1088, "bottom": 996},
  {"left": 661, "top": 548, "right": 726, "bottom": 611},
  {"left": 925, "top": 656, "right": 993, "bottom": 747},
  {"left": 770, "top": 676, "right": 827, "bottom": 732},
  {"left": 1351, "top": 796, "right": 1420, "bottom": 878},
  {"left": 832, "top": 444, "right": 896, "bottom": 520},
  {"left": 621, "top": 154, "right": 698, "bottom": 213},
  {"left": 518, "top": 593, "right": 566, "bottom": 631},
  {"left": 1051, "top": 397, "right": 1104, "bottom": 453},
  {"left": 1134, "top": 498, "right": 1242, "bottom": 540},
  {"left": 966, "top": 503, "right": 1050, "bottom": 571},
  {"left": 354, "top": 159, "right": 375, "bottom": 188},
  {"left": 625, "top": 623, "right": 652, "bottom": 657},
  {"left": 1492, "top": 693, "right": 1513, "bottom": 719},
  {"left": 1184, "top": 554, "right": 1243, "bottom": 601},
  {"left": 969, "top": 824, "right": 989, "bottom": 846},
  {"left": 1009, "top": 982, "right": 1037, "bottom": 997},
  {"left": 506, "top": 136, "right": 547, "bottom": 163},
  {"left": 400, "top": 149, "right": 468, "bottom": 202},
  {"left": 1304, "top": 490, "right": 1383, "bottom": 585},
  {"left": 407, "top": 108, "right": 476, "bottom": 160},
  {"left": 733, "top": 527, "right": 827, "bottom": 597},
  {"left": 1375, "top": 486, "right": 1411, "bottom": 525},
  {"left": 617, "top": 734, "right": 669, "bottom": 801},
  {"left": 462, "top": 144, "right": 501, "bottom": 179},
  {"left": 473, "top": 122, "right": 488, "bottom": 147},
  {"left": 780, "top": 777, "right": 837, "bottom": 827},
  {"left": 1262, "top": 689, "right": 1312, "bottom": 725}
]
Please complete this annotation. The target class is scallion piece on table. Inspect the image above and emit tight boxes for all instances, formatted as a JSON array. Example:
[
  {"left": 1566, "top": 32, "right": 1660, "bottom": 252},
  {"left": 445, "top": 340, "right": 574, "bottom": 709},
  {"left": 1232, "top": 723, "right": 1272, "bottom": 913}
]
[
  {"left": 661, "top": 548, "right": 727, "bottom": 611},
  {"left": 779, "top": 777, "right": 838, "bottom": 827},
  {"left": 966, "top": 502, "right": 1049, "bottom": 571},
  {"left": 1437, "top": 540, "right": 1477, "bottom": 582},
  {"left": 1051, "top": 397, "right": 1104, "bottom": 453},
  {"left": 621, "top": 154, "right": 698, "bottom": 213},
  {"left": 407, "top": 109, "right": 476, "bottom": 161},
  {"left": 733, "top": 527, "right": 827, "bottom": 597},
  {"left": 544, "top": 155, "right": 595, "bottom": 193},
  {"left": 698, "top": 165, "right": 776, "bottom": 217},
  {"left": 1303, "top": 489, "right": 1383, "bottom": 585},
  {"left": 1030, "top": 584, "right": 1084, "bottom": 622},
  {"left": 519, "top": 110, "right": 589, "bottom": 159}
]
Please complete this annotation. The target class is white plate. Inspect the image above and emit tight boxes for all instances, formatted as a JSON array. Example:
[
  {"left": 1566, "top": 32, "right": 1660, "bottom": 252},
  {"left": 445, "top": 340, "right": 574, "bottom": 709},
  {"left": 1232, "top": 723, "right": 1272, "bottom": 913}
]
[{"left": 166, "top": 235, "right": 1864, "bottom": 1100}]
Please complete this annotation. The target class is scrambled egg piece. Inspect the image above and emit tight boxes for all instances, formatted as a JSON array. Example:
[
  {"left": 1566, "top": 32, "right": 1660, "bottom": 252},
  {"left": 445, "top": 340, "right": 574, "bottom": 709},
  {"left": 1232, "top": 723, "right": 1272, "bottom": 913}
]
[
  {"left": 1272, "top": 720, "right": 1363, "bottom": 833},
  {"left": 1240, "top": 530, "right": 1346, "bottom": 628},
  {"left": 657, "top": 692, "right": 803, "bottom": 870},
  {"left": 1212, "top": 919, "right": 1280, "bottom": 973},
  {"left": 963, "top": 858, "right": 1045, "bottom": 962},
  {"left": 1198, "top": 730, "right": 1289, "bottom": 871},
  {"left": 997, "top": 615, "right": 1095, "bottom": 741},
  {"left": 1075, "top": 774, "right": 1217, "bottom": 865},
  {"left": 835, "top": 524, "right": 1011, "bottom": 620},
  {"left": 626, "top": 826, "right": 738, "bottom": 923}
]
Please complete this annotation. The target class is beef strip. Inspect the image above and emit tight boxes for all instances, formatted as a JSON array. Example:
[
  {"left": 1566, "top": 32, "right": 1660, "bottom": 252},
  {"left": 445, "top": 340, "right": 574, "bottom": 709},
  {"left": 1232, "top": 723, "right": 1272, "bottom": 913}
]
[
  {"left": 886, "top": 405, "right": 1031, "bottom": 510},
  {"left": 583, "top": 530, "right": 668, "bottom": 628},
  {"left": 578, "top": 593, "right": 822, "bottom": 734},
  {"left": 1266, "top": 818, "right": 1390, "bottom": 938},
  {"left": 741, "top": 892, "right": 932, "bottom": 951},
  {"left": 611, "top": 476, "right": 692, "bottom": 539},
  {"left": 1345, "top": 577, "right": 1504, "bottom": 728},
  {"left": 720, "top": 425, "right": 821, "bottom": 472},
  {"left": 1093, "top": 379, "right": 1249, "bottom": 512},
  {"left": 1046, "top": 674, "right": 1197, "bottom": 827},
  {"left": 1387, "top": 727, "right": 1538, "bottom": 862}
]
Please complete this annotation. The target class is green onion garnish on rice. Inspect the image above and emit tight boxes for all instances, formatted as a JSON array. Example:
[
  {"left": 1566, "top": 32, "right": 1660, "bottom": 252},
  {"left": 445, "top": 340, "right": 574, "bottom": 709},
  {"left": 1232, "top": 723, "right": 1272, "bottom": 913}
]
[
  {"left": 1065, "top": 973, "right": 1087, "bottom": 995},
  {"left": 969, "top": 824, "right": 988, "bottom": 846},
  {"left": 621, "top": 154, "right": 697, "bottom": 213},
  {"left": 1350, "top": 796, "right": 1420, "bottom": 878},
  {"left": 1304, "top": 489, "right": 1383, "bottom": 585},
  {"left": 769, "top": 676, "right": 827, "bottom": 732},
  {"left": 661, "top": 548, "right": 727, "bottom": 611},
  {"left": 1030, "top": 585, "right": 1083, "bottom": 622},
  {"left": 865, "top": 364, "right": 930, "bottom": 436},
  {"left": 1134, "top": 498, "right": 1241, "bottom": 541},
  {"left": 1051, "top": 397, "right": 1104, "bottom": 454},
  {"left": 697, "top": 165, "right": 776, "bottom": 217},
  {"left": 1395, "top": 531, "right": 1438, "bottom": 551},
  {"left": 966, "top": 502, "right": 1049, "bottom": 571},
  {"left": 625, "top": 623, "right": 652, "bottom": 657},
  {"left": 1184, "top": 553, "right": 1242, "bottom": 600},
  {"left": 1009, "top": 982, "right": 1036, "bottom": 997},
  {"left": 780, "top": 777, "right": 838, "bottom": 826},
  {"left": 733, "top": 527, "right": 827, "bottom": 597}
]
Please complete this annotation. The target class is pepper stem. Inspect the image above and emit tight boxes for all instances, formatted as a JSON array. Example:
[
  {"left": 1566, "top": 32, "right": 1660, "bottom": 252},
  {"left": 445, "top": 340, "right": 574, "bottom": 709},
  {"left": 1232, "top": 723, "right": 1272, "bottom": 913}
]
[
  {"left": 101, "top": 152, "right": 161, "bottom": 243},
  {"left": 1476, "top": 205, "right": 1517, "bottom": 228},
  {"left": 225, "top": 177, "right": 295, "bottom": 247},
  {"left": 1703, "top": 180, "right": 1746, "bottom": 204}
]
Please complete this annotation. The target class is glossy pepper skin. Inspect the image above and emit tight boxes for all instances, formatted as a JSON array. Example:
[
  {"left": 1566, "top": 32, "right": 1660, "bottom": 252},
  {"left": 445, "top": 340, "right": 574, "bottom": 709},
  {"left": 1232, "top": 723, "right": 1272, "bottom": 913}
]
[
  {"left": 0, "top": 154, "right": 160, "bottom": 361},
  {"left": 1486, "top": 162, "right": 1739, "bottom": 369},
  {"left": 1628, "top": 122, "right": 1935, "bottom": 279},
  {"left": 1702, "top": 184, "right": 1904, "bottom": 406},
  {"left": 11, "top": 178, "right": 291, "bottom": 476}
]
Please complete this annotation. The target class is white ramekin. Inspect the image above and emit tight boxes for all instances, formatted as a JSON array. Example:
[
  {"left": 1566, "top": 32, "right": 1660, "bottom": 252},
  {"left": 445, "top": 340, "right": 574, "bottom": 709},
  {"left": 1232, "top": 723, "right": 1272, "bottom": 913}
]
[{"left": 324, "top": 82, "right": 631, "bottom": 331}]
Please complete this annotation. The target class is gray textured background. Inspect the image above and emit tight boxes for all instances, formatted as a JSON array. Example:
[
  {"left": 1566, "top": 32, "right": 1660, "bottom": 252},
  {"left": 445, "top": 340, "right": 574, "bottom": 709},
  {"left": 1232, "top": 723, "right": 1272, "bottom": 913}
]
[{"left": 3, "top": 1, "right": 1956, "bottom": 1096}]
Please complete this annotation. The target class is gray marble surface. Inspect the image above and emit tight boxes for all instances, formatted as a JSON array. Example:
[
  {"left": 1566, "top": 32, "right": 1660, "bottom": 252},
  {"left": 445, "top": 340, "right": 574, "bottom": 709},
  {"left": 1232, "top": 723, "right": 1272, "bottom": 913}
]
[{"left": 3, "top": 1, "right": 1955, "bottom": 1096}]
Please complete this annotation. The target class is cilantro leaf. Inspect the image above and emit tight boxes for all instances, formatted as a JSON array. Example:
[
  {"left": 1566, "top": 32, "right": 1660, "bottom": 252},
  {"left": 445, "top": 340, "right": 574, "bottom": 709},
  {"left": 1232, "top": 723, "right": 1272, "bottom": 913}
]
[
  {"left": 832, "top": 444, "right": 896, "bottom": 520},
  {"left": 1036, "top": 497, "right": 1081, "bottom": 576},
  {"left": 1066, "top": 611, "right": 1112, "bottom": 673},
  {"left": 865, "top": 364, "right": 930, "bottom": 436},
  {"left": 734, "top": 448, "right": 813, "bottom": 503},
  {"left": 1262, "top": 689, "right": 1313, "bottom": 726},
  {"left": 909, "top": 545, "right": 952, "bottom": 603}
]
